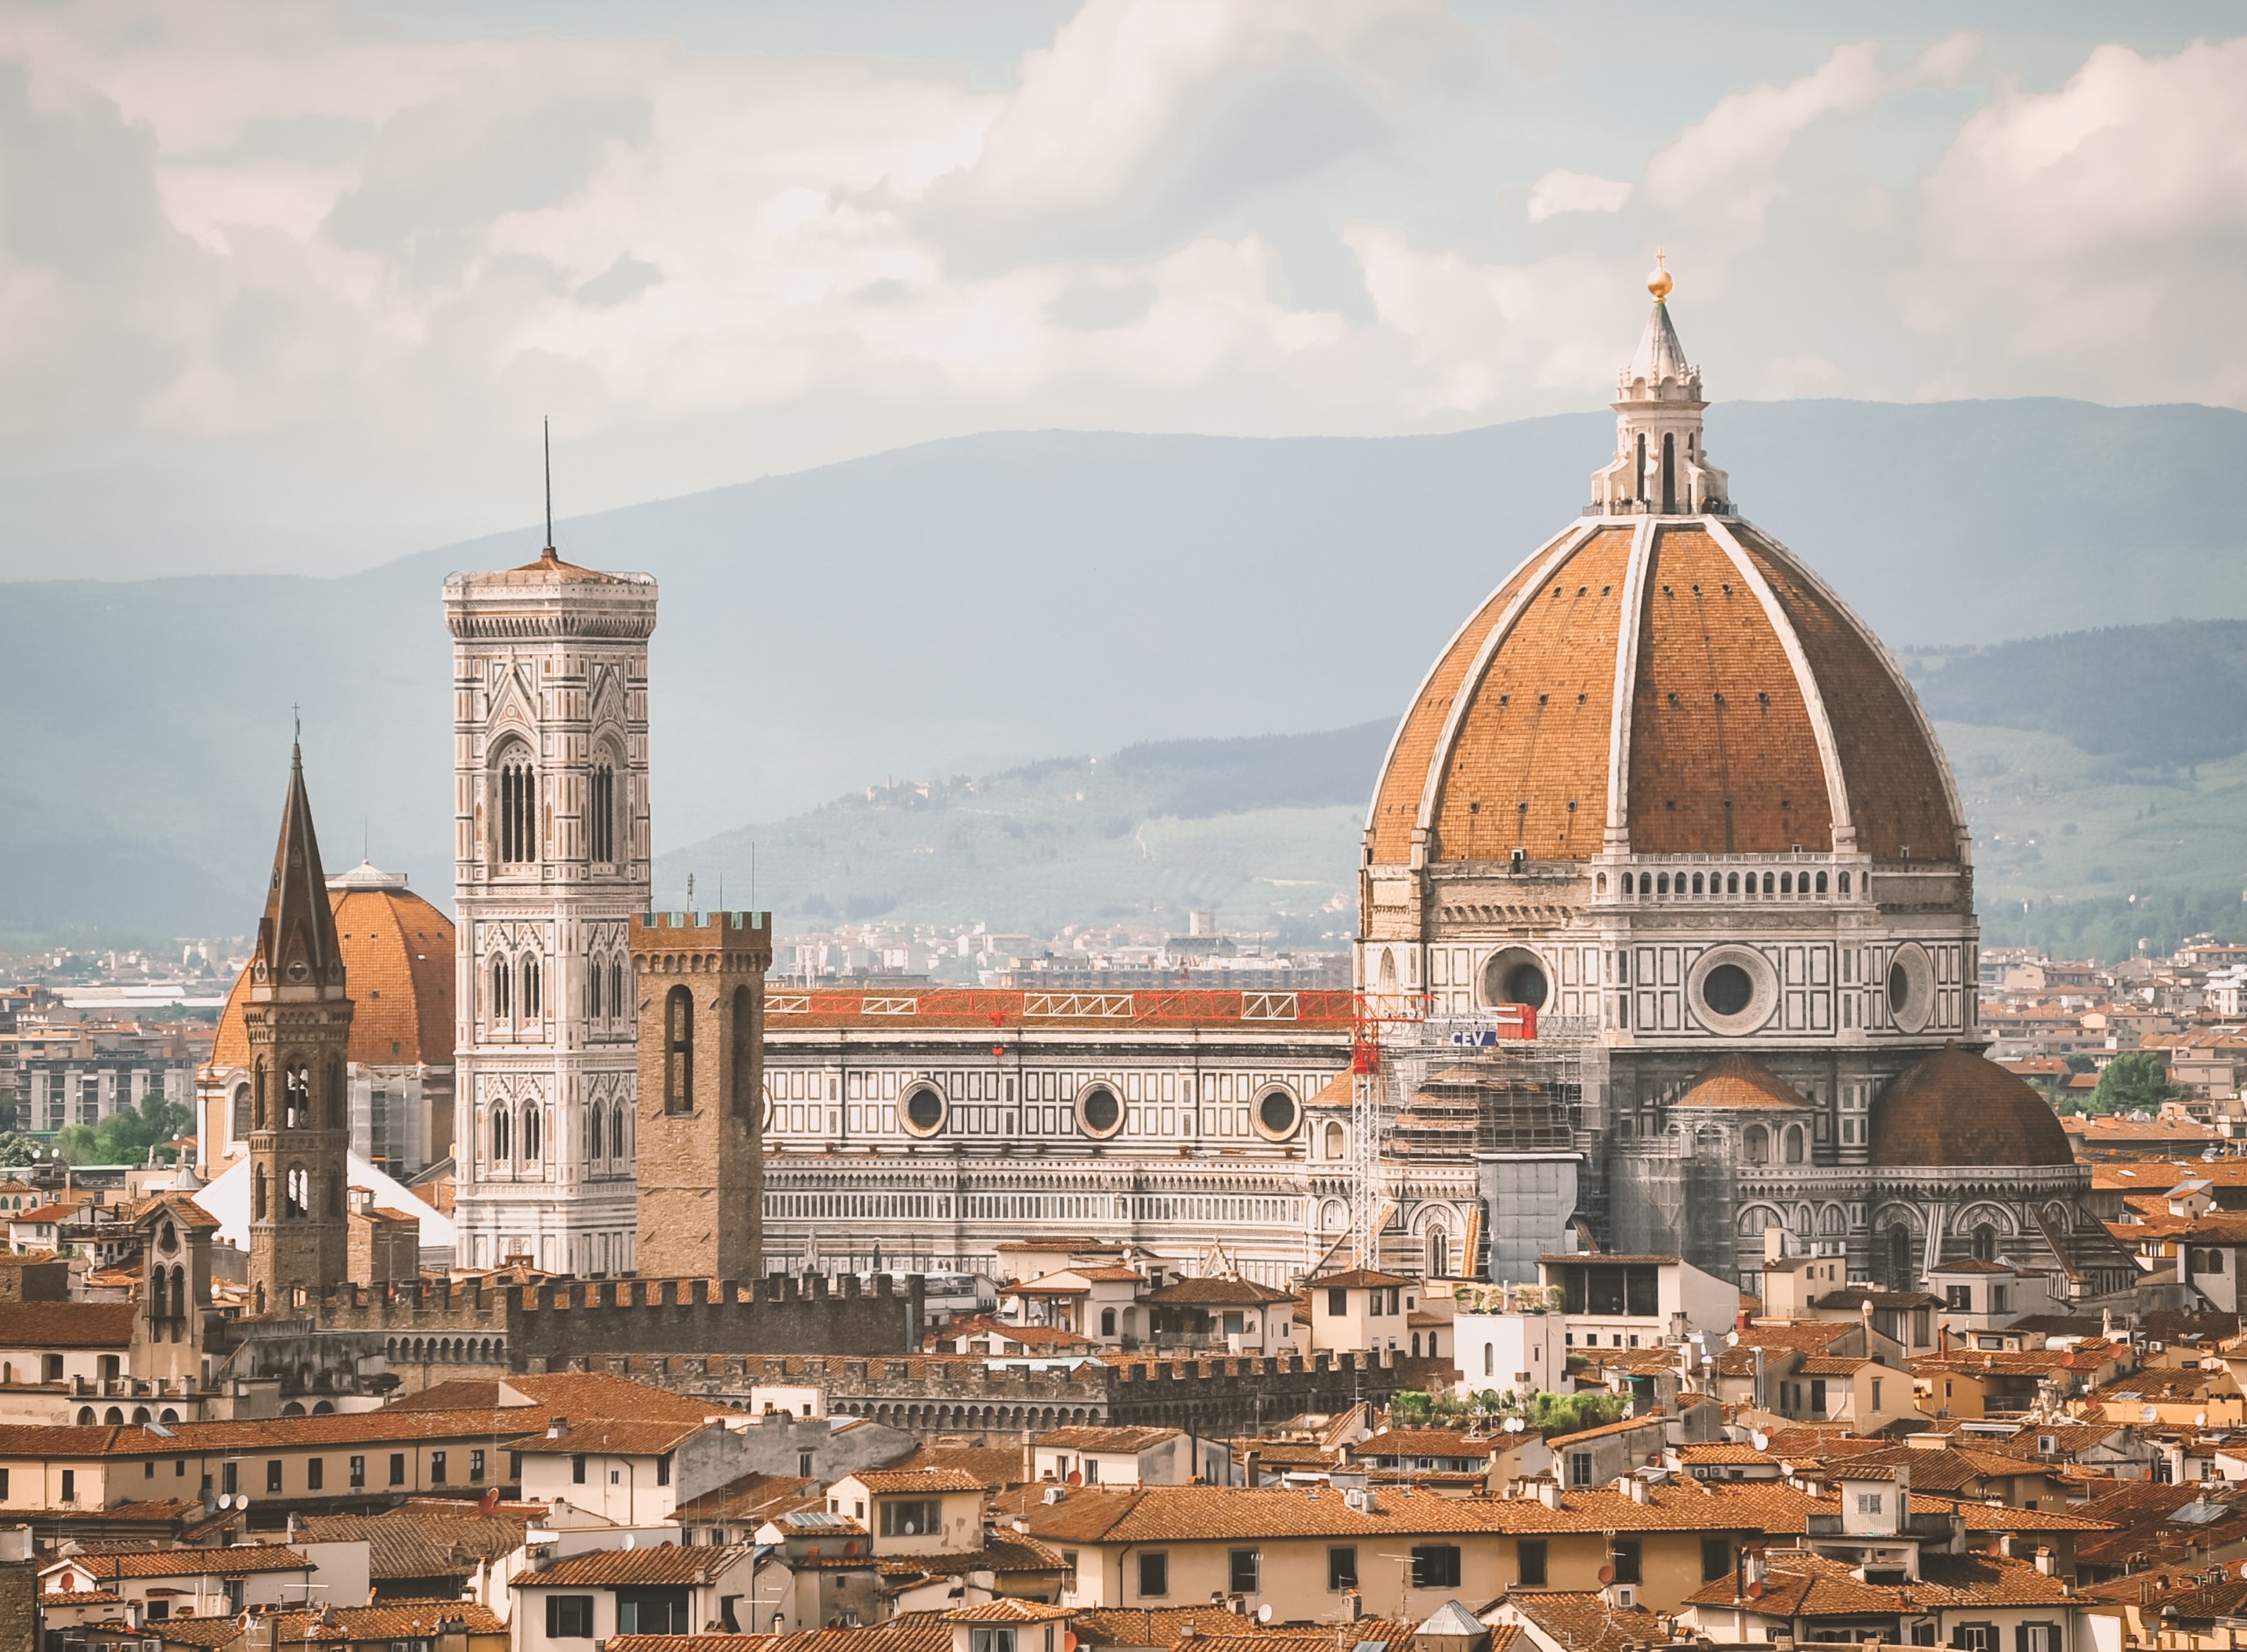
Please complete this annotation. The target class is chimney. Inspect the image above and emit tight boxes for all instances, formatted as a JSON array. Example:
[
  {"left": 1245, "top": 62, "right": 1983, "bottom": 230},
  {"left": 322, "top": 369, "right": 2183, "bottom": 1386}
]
[
  {"left": 547, "top": 1416, "right": 569, "bottom": 1439},
  {"left": 2035, "top": 1549, "right": 2054, "bottom": 1577},
  {"left": 1537, "top": 1481, "right": 1561, "bottom": 1510},
  {"left": 1627, "top": 1476, "right": 1651, "bottom": 1505}
]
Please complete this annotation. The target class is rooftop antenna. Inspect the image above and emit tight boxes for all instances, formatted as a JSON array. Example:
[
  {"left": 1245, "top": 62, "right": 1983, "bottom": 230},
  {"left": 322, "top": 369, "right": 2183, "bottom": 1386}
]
[
  {"left": 543, "top": 417, "right": 555, "bottom": 555},
  {"left": 750, "top": 841, "right": 756, "bottom": 910}
]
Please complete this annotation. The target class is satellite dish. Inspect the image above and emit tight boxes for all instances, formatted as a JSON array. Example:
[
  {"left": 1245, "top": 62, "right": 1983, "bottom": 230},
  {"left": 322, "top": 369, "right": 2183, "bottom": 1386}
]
[
  {"left": 1598, "top": 1565, "right": 1617, "bottom": 1585},
  {"left": 1750, "top": 1430, "right": 1769, "bottom": 1451},
  {"left": 1258, "top": 1606, "right": 1273, "bottom": 1624},
  {"left": 1504, "top": 1417, "right": 1525, "bottom": 1433},
  {"left": 1747, "top": 1582, "right": 1765, "bottom": 1601},
  {"left": 2142, "top": 1404, "right": 2160, "bottom": 1423},
  {"left": 1065, "top": 1637, "right": 1079, "bottom": 1652},
  {"left": 234, "top": 1498, "right": 251, "bottom": 1517},
  {"left": 2198, "top": 1412, "right": 2210, "bottom": 1428},
  {"left": 216, "top": 1494, "right": 233, "bottom": 1510}
]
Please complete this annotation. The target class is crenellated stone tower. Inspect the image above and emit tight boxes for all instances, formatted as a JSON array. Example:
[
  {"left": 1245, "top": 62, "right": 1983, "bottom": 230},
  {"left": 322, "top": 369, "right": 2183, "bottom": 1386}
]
[
  {"left": 446, "top": 541, "right": 656, "bottom": 1278},
  {"left": 244, "top": 743, "right": 355, "bottom": 1315},
  {"left": 629, "top": 911, "right": 772, "bottom": 1281}
]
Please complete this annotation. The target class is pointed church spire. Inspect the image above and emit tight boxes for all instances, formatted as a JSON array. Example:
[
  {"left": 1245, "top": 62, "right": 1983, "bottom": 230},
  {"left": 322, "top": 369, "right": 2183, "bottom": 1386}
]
[
  {"left": 252, "top": 736, "right": 345, "bottom": 997},
  {"left": 1588, "top": 252, "right": 1731, "bottom": 516}
]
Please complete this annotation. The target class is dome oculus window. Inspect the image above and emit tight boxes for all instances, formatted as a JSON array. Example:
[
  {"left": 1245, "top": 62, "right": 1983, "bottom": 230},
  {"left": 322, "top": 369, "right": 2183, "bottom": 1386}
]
[
  {"left": 1076, "top": 1083, "right": 1124, "bottom": 1139},
  {"left": 900, "top": 1083, "right": 947, "bottom": 1138},
  {"left": 1480, "top": 947, "right": 1550, "bottom": 1011},
  {"left": 1886, "top": 944, "right": 1936, "bottom": 1034},
  {"left": 1687, "top": 946, "right": 1777, "bottom": 1036},
  {"left": 1253, "top": 1086, "right": 1301, "bottom": 1141}
]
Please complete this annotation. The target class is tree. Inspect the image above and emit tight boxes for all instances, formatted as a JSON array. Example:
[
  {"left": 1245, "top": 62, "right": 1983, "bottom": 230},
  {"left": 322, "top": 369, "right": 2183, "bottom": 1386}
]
[
  {"left": 2089, "top": 1051, "right": 2180, "bottom": 1116},
  {"left": 52, "top": 1097, "right": 194, "bottom": 1166},
  {"left": 0, "top": 1133, "right": 32, "bottom": 1166}
]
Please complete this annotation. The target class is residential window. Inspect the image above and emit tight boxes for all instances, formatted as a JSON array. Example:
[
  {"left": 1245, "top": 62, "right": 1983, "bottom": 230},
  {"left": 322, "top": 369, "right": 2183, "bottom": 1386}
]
[
  {"left": 882, "top": 1499, "right": 942, "bottom": 1537},
  {"left": 222, "top": 1462, "right": 238, "bottom": 1495},
  {"left": 1328, "top": 1289, "right": 1347, "bottom": 1316},
  {"left": 1872, "top": 1379, "right": 1884, "bottom": 1412},
  {"left": 799, "top": 1452, "right": 814, "bottom": 1477},
  {"left": 431, "top": 1451, "right": 448, "bottom": 1486},
  {"left": 1955, "top": 1626, "right": 1995, "bottom": 1652},
  {"left": 1229, "top": 1549, "right": 1259, "bottom": 1594},
  {"left": 1139, "top": 1551, "right": 1169, "bottom": 1597},
  {"left": 60, "top": 1469, "right": 75, "bottom": 1503},
  {"left": 1569, "top": 1451, "right": 1593, "bottom": 1488},
  {"left": 146, "top": 1601, "right": 170, "bottom": 1622},
  {"left": 1946, "top": 1286, "right": 1971, "bottom": 1311},
  {"left": 388, "top": 1452, "right": 406, "bottom": 1487},
  {"left": 1411, "top": 1546, "right": 1461, "bottom": 1589},
  {"left": 1368, "top": 1290, "right": 1383, "bottom": 1318},
  {"left": 470, "top": 1450, "right": 486, "bottom": 1482},
  {"left": 616, "top": 1594, "right": 689, "bottom": 1636},
  {"left": 308, "top": 1459, "right": 323, "bottom": 1491},
  {"left": 969, "top": 1632, "right": 1018, "bottom": 1652},
  {"left": 1810, "top": 1379, "right": 1828, "bottom": 1414},
  {"left": 1518, "top": 1539, "right": 1548, "bottom": 1588},
  {"left": 1328, "top": 1548, "right": 1358, "bottom": 1591},
  {"left": 0, "top": 1468, "right": 9, "bottom": 1498},
  {"left": 266, "top": 1461, "right": 284, "bottom": 1494},
  {"left": 1701, "top": 1538, "right": 1731, "bottom": 1582},
  {"left": 510, "top": 1452, "right": 522, "bottom": 1480},
  {"left": 572, "top": 1454, "right": 587, "bottom": 1484},
  {"left": 2018, "top": 1625, "right": 2058, "bottom": 1652},
  {"left": 1610, "top": 1538, "right": 1642, "bottom": 1585},
  {"left": 349, "top": 1456, "right": 366, "bottom": 1489},
  {"left": 546, "top": 1597, "right": 594, "bottom": 1639},
  {"left": 656, "top": 1455, "right": 671, "bottom": 1487}
]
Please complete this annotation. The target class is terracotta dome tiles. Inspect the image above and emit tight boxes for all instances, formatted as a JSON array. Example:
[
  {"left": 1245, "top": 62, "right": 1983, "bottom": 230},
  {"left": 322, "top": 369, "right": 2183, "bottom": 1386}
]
[
  {"left": 1733, "top": 526, "right": 1960, "bottom": 862},
  {"left": 1626, "top": 524, "right": 1833, "bottom": 855},
  {"left": 1428, "top": 526, "right": 1632, "bottom": 862},
  {"left": 1366, "top": 515, "right": 1962, "bottom": 869},
  {"left": 1366, "top": 527, "right": 1591, "bottom": 862},
  {"left": 1868, "top": 1047, "right": 2074, "bottom": 1168}
]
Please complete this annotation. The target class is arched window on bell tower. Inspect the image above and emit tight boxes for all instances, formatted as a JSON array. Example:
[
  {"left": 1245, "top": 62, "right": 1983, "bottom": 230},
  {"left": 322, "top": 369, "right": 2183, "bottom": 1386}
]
[
  {"left": 497, "top": 744, "right": 538, "bottom": 866},
  {"left": 283, "top": 1061, "right": 310, "bottom": 1130},
  {"left": 589, "top": 761, "right": 616, "bottom": 864},
  {"left": 664, "top": 985, "right": 694, "bottom": 1115}
]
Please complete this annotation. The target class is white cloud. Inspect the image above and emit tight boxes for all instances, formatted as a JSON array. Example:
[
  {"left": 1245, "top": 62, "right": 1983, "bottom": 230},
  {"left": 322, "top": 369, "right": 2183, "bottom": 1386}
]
[
  {"left": 1907, "top": 38, "right": 2247, "bottom": 405},
  {"left": 1526, "top": 168, "right": 1630, "bottom": 223},
  {"left": 1641, "top": 34, "right": 1978, "bottom": 240}
]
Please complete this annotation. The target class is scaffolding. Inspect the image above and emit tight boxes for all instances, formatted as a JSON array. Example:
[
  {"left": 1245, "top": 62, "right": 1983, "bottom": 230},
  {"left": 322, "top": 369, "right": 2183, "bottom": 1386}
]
[{"left": 1349, "top": 996, "right": 1601, "bottom": 1275}]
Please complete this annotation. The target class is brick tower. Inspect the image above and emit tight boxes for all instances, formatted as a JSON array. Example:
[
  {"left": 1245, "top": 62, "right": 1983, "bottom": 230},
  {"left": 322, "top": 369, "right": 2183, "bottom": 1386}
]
[
  {"left": 244, "top": 743, "right": 354, "bottom": 1315},
  {"left": 629, "top": 911, "right": 771, "bottom": 1280}
]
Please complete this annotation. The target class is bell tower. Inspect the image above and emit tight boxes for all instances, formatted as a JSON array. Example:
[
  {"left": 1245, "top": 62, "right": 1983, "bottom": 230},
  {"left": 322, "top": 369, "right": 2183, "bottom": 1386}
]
[
  {"left": 445, "top": 537, "right": 656, "bottom": 1278},
  {"left": 244, "top": 742, "right": 354, "bottom": 1315},
  {"left": 628, "top": 911, "right": 771, "bottom": 1281}
]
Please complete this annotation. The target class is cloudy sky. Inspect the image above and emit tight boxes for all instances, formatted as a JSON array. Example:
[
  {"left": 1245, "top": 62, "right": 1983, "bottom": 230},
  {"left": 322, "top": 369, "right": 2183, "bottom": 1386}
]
[{"left": 2, "top": 0, "right": 2240, "bottom": 580}]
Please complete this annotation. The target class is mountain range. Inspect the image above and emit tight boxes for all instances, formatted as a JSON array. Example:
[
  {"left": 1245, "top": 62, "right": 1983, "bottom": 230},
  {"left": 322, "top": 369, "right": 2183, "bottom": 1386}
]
[{"left": 3, "top": 396, "right": 2242, "bottom": 947}]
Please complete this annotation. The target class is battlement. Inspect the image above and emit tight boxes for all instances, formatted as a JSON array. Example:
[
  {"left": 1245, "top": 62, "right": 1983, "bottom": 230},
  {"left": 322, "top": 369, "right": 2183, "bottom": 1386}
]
[
  {"left": 313, "top": 1270, "right": 922, "bottom": 1364},
  {"left": 631, "top": 910, "right": 772, "bottom": 949},
  {"left": 536, "top": 1346, "right": 1436, "bottom": 1439}
]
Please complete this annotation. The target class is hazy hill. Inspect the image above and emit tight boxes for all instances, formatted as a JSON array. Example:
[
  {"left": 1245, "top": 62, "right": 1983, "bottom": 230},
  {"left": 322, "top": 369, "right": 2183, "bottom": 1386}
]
[
  {"left": 656, "top": 624, "right": 2247, "bottom": 958},
  {"left": 1, "top": 396, "right": 2242, "bottom": 940}
]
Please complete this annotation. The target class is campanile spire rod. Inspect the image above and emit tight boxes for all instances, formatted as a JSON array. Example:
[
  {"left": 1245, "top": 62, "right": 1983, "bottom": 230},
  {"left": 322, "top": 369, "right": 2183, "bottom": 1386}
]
[{"left": 544, "top": 417, "right": 554, "bottom": 556}]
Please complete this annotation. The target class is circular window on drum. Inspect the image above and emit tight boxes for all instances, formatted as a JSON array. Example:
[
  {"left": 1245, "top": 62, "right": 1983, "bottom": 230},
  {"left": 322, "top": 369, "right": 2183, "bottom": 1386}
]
[
  {"left": 1075, "top": 1082, "right": 1125, "bottom": 1140},
  {"left": 1479, "top": 946, "right": 1551, "bottom": 1010},
  {"left": 1886, "top": 942, "right": 1936, "bottom": 1034},
  {"left": 899, "top": 1083, "right": 948, "bottom": 1139},
  {"left": 1686, "top": 945, "right": 1778, "bottom": 1036},
  {"left": 1253, "top": 1085, "right": 1301, "bottom": 1141}
]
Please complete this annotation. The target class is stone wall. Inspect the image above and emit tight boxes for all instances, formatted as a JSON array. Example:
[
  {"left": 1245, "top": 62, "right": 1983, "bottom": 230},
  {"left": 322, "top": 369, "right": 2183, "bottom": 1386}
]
[
  {"left": 525, "top": 1347, "right": 1452, "bottom": 1442},
  {"left": 314, "top": 1271, "right": 923, "bottom": 1381}
]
